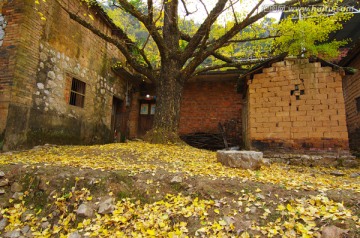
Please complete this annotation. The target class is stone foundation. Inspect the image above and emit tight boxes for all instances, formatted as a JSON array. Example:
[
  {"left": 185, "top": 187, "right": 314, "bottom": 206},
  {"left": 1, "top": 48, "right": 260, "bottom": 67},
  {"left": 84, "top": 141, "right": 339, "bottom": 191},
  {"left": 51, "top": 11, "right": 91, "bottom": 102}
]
[
  {"left": 0, "top": 14, "right": 5, "bottom": 47},
  {"left": 265, "top": 153, "right": 358, "bottom": 168}
]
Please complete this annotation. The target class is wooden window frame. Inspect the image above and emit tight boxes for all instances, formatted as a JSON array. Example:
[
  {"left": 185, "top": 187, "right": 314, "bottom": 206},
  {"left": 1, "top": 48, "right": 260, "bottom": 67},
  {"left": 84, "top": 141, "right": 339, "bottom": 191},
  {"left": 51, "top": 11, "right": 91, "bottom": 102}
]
[{"left": 69, "top": 78, "right": 86, "bottom": 108}]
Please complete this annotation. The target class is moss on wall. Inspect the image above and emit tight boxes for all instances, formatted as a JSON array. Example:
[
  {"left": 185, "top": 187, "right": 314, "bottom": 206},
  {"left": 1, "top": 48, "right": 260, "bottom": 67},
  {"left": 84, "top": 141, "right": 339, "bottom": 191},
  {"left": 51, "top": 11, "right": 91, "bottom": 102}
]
[
  {"left": 0, "top": 131, "right": 4, "bottom": 150},
  {"left": 27, "top": 108, "right": 113, "bottom": 147},
  {"left": 27, "top": 109, "right": 81, "bottom": 146},
  {"left": 3, "top": 104, "right": 30, "bottom": 151},
  {"left": 27, "top": 129, "right": 81, "bottom": 146}
]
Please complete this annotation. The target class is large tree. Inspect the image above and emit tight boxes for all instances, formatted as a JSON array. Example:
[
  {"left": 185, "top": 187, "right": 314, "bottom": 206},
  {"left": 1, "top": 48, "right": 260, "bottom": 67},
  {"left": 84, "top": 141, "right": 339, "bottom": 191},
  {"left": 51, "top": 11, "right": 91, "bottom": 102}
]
[{"left": 38, "top": 0, "right": 350, "bottom": 143}]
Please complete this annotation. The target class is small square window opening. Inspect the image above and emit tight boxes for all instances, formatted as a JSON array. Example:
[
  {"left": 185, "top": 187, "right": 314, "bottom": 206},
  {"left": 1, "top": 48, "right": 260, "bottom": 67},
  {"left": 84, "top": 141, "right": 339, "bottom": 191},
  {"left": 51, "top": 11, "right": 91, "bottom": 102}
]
[{"left": 69, "top": 78, "right": 86, "bottom": 108}]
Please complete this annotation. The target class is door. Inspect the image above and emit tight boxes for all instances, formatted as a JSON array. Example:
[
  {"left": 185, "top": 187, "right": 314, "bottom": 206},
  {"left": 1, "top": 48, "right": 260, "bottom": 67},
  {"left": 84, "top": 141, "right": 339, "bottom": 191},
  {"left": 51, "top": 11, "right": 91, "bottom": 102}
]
[
  {"left": 111, "top": 97, "right": 128, "bottom": 142},
  {"left": 138, "top": 100, "right": 156, "bottom": 136}
]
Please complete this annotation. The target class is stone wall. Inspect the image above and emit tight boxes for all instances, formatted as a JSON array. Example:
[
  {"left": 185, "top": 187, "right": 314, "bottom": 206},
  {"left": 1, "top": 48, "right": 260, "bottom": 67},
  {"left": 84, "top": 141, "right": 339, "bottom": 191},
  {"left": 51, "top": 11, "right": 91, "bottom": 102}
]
[
  {"left": 343, "top": 53, "right": 360, "bottom": 153},
  {"left": 1, "top": 0, "right": 129, "bottom": 150},
  {"left": 246, "top": 58, "right": 349, "bottom": 153},
  {"left": 0, "top": 14, "right": 5, "bottom": 47},
  {"left": 179, "top": 79, "right": 242, "bottom": 136}
]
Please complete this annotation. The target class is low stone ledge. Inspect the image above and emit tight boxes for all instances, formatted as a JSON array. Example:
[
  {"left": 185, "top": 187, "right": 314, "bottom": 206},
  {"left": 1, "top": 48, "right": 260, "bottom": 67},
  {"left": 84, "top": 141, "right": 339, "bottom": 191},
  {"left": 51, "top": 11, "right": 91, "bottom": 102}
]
[
  {"left": 264, "top": 153, "right": 358, "bottom": 168},
  {"left": 217, "top": 150, "right": 263, "bottom": 170}
]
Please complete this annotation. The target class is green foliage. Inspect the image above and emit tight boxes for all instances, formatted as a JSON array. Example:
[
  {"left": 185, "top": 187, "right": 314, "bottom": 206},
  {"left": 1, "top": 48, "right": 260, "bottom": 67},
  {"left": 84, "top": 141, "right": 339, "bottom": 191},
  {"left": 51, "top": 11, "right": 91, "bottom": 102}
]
[
  {"left": 273, "top": 12, "right": 351, "bottom": 59},
  {"left": 35, "top": 0, "right": 353, "bottom": 73},
  {"left": 79, "top": 1, "right": 353, "bottom": 70},
  {"left": 106, "top": 7, "right": 161, "bottom": 67}
]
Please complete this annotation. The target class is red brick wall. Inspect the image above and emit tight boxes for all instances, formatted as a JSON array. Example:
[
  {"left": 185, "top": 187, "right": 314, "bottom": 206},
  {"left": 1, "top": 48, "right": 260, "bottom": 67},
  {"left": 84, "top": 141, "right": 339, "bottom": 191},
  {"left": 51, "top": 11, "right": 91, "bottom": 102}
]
[
  {"left": 0, "top": 1, "right": 24, "bottom": 136},
  {"left": 343, "top": 53, "right": 360, "bottom": 152},
  {"left": 246, "top": 58, "right": 349, "bottom": 153},
  {"left": 179, "top": 80, "right": 242, "bottom": 135}
]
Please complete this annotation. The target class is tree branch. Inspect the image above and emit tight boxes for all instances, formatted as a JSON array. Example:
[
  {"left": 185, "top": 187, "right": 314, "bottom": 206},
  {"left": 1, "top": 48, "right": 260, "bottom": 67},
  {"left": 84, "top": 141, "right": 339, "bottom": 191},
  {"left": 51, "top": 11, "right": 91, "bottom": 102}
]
[
  {"left": 180, "top": 0, "right": 228, "bottom": 65},
  {"left": 227, "top": 35, "right": 279, "bottom": 43},
  {"left": 141, "top": 34, "right": 151, "bottom": 51},
  {"left": 198, "top": 0, "right": 209, "bottom": 15},
  {"left": 180, "top": 31, "right": 234, "bottom": 63},
  {"left": 147, "top": 0, "right": 153, "bottom": 22},
  {"left": 181, "top": 0, "right": 308, "bottom": 80},
  {"left": 180, "top": 0, "right": 197, "bottom": 16},
  {"left": 229, "top": 0, "right": 238, "bottom": 24},
  {"left": 163, "top": 0, "right": 181, "bottom": 59},
  {"left": 212, "top": 51, "right": 234, "bottom": 63},
  {"left": 58, "top": 1, "right": 156, "bottom": 82},
  {"left": 193, "top": 59, "right": 269, "bottom": 75},
  {"left": 116, "top": 0, "right": 166, "bottom": 58}
]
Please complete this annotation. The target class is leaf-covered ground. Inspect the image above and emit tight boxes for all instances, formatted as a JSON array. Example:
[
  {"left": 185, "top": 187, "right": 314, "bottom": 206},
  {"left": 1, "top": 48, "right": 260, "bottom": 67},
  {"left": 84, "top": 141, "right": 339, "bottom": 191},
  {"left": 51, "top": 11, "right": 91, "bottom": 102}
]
[{"left": 0, "top": 142, "right": 359, "bottom": 237}]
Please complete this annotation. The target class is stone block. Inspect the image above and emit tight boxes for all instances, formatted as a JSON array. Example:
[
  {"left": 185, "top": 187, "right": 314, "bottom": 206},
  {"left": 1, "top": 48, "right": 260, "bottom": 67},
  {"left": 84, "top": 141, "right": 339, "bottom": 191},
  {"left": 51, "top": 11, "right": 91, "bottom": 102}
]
[
  {"left": 0, "top": 29, "right": 4, "bottom": 40},
  {"left": 217, "top": 150, "right": 263, "bottom": 170},
  {"left": 342, "top": 159, "right": 359, "bottom": 168}
]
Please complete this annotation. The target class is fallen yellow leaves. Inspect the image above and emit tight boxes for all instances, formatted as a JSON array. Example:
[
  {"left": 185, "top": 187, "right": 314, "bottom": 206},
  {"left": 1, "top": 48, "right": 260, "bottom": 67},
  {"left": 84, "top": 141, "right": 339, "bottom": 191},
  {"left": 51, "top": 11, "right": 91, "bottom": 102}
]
[
  {"left": 255, "top": 194, "right": 357, "bottom": 237},
  {"left": 0, "top": 142, "right": 358, "bottom": 193},
  {"left": 0, "top": 142, "right": 359, "bottom": 237},
  {"left": 1, "top": 191, "right": 217, "bottom": 237},
  {"left": 1, "top": 188, "right": 358, "bottom": 237}
]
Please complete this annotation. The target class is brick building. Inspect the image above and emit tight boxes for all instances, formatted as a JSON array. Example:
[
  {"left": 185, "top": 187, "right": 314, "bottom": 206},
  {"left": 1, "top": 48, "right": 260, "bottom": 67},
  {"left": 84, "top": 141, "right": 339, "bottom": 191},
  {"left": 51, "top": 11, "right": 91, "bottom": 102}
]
[
  {"left": 241, "top": 57, "right": 351, "bottom": 154},
  {"left": 128, "top": 72, "right": 244, "bottom": 149},
  {"left": 341, "top": 44, "right": 360, "bottom": 153},
  {"left": 0, "top": 0, "right": 133, "bottom": 150}
]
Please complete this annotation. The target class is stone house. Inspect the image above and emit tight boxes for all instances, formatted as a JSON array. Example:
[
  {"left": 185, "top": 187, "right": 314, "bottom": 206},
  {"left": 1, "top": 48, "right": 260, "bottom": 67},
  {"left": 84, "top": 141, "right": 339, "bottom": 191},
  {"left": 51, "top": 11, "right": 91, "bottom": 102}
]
[{"left": 0, "top": 0, "right": 133, "bottom": 150}]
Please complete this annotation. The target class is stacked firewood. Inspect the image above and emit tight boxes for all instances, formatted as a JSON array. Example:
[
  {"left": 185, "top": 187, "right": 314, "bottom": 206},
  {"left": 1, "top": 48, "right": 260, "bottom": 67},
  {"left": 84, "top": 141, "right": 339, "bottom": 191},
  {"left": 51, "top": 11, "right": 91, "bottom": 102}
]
[
  {"left": 181, "top": 119, "right": 242, "bottom": 151},
  {"left": 180, "top": 133, "right": 226, "bottom": 151}
]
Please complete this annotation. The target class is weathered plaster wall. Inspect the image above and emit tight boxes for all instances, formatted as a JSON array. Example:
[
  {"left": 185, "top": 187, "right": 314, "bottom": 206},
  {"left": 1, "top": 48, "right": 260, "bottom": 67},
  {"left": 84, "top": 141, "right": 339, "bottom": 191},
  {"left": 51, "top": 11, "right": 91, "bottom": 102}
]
[
  {"left": 246, "top": 58, "right": 349, "bottom": 153},
  {"left": 1, "top": 0, "right": 128, "bottom": 150},
  {"left": 343, "top": 53, "right": 360, "bottom": 153}
]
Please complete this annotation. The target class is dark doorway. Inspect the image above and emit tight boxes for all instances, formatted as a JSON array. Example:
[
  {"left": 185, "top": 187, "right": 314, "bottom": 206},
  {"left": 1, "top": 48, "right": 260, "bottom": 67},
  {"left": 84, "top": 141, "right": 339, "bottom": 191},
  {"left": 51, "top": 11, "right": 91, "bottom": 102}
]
[
  {"left": 111, "top": 97, "right": 128, "bottom": 142},
  {"left": 138, "top": 100, "right": 156, "bottom": 136}
]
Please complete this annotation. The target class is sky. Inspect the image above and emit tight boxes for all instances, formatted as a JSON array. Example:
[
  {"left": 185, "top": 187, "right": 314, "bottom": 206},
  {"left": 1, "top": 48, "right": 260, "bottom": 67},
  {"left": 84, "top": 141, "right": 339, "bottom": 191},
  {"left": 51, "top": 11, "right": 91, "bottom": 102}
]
[
  {"left": 98, "top": 0, "right": 283, "bottom": 23},
  {"left": 178, "top": 0, "right": 283, "bottom": 24}
]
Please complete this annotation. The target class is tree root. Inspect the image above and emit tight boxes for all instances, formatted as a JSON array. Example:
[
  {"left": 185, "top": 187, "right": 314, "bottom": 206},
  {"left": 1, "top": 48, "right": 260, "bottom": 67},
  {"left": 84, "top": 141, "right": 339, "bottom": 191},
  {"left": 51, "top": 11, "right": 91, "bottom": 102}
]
[{"left": 143, "top": 128, "right": 185, "bottom": 145}]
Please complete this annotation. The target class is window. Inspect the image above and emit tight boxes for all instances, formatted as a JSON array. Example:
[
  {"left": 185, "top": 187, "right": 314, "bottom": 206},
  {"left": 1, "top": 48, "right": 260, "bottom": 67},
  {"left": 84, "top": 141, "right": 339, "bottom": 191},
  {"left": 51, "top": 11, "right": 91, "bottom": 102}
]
[
  {"left": 69, "top": 78, "right": 86, "bottom": 108},
  {"left": 150, "top": 104, "right": 156, "bottom": 115},
  {"left": 140, "top": 103, "right": 149, "bottom": 115},
  {"left": 356, "top": 97, "right": 360, "bottom": 113}
]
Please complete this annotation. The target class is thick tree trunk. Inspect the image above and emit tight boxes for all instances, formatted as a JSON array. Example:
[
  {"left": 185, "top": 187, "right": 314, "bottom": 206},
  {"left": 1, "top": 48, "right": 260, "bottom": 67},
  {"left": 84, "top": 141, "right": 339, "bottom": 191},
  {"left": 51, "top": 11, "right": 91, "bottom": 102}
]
[
  {"left": 154, "top": 77, "right": 183, "bottom": 132},
  {"left": 143, "top": 0, "right": 184, "bottom": 144},
  {"left": 143, "top": 61, "right": 185, "bottom": 144}
]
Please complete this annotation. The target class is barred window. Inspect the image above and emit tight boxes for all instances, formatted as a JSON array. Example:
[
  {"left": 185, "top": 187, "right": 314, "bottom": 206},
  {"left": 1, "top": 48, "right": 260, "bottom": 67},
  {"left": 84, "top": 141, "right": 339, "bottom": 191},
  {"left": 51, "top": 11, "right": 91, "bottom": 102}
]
[
  {"left": 69, "top": 78, "right": 86, "bottom": 108},
  {"left": 356, "top": 97, "right": 360, "bottom": 113}
]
